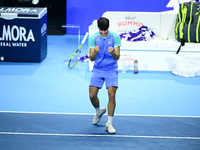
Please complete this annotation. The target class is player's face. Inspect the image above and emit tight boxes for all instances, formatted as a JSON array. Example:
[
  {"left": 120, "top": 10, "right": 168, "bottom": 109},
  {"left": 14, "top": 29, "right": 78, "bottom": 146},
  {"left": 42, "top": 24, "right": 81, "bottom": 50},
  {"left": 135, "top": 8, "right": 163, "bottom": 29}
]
[{"left": 99, "top": 29, "right": 109, "bottom": 37}]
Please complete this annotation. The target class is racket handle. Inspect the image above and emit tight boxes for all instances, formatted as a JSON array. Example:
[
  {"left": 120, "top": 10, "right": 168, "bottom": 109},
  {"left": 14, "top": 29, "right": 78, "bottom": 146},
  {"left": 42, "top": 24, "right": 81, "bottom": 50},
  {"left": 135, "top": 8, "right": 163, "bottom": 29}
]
[{"left": 81, "top": 32, "right": 89, "bottom": 44}]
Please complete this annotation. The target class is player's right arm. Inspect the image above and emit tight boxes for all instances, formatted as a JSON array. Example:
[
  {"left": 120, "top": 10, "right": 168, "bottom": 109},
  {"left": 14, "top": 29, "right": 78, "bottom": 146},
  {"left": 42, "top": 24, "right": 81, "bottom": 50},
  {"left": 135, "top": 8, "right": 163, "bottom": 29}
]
[
  {"left": 89, "top": 34, "right": 100, "bottom": 61},
  {"left": 89, "top": 46, "right": 100, "bottom": 61}
]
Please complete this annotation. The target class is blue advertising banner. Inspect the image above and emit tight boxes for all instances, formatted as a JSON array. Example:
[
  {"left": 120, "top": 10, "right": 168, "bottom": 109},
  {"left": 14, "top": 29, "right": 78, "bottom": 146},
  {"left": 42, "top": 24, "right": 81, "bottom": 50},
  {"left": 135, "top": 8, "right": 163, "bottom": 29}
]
[{"left": 0, "top": 7, "right": 47, "bottom": 62}]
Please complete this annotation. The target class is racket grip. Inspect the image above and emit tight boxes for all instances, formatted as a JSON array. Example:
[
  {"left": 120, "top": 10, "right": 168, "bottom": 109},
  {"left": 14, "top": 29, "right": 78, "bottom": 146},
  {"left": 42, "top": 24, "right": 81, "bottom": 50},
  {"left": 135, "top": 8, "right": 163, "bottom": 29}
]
[{"left": 81, "top": 32, "right": 89, "bottom": 44}]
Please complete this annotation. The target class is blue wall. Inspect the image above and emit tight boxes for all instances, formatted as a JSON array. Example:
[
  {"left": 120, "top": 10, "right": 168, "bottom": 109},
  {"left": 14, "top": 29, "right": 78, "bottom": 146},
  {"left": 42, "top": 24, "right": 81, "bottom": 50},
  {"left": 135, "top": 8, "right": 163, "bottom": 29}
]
[{"left": 66, "top": 0, "right": 173, "bottom": 34}]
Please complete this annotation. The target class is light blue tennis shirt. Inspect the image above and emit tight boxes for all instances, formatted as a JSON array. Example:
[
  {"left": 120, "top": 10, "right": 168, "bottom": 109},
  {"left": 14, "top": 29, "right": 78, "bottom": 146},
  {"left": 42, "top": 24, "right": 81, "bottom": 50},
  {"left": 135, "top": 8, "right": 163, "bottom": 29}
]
[{"left": 89, "top": 30, "right": 121, "bottom": 71}]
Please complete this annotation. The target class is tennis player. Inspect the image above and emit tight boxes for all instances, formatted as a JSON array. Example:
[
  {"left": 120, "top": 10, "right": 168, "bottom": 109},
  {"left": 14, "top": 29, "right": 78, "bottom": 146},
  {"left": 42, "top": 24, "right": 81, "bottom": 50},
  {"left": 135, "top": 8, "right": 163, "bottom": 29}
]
[{"left": 89, "top": 17, "right": 121, "bottom": 134}]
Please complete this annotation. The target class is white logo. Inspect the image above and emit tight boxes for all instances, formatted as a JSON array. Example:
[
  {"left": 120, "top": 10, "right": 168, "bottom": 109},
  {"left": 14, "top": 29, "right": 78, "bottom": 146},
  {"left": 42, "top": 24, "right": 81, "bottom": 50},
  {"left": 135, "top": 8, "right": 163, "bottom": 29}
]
[
  {"left": 0, "top": 25, "right": 35, "bottom": 42},
  {"left": 108, "top": 40, "right": 112, "bottom": 44},
  {"left": 0, "top": 7, "right": 37, "bottom": 13},
  {"left": 41, "top": 23, "right": 47, "bottom": 36}
]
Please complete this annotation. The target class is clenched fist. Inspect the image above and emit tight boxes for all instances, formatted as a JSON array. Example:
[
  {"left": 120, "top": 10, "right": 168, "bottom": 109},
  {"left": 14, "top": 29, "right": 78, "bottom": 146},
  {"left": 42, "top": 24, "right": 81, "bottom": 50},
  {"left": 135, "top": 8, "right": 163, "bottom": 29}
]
[
  {"left": 94, "top": 46, "right": 100, "bottom": 54},
  {"left": 108, "top": 47, "right": 114, "bottom": 54}
]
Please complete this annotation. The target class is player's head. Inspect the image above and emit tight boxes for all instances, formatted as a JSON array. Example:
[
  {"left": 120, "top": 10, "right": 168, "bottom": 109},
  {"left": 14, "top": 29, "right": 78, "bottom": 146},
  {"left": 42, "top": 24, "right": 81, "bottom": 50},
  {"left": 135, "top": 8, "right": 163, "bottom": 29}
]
[
  {"left": 98, "top": 17, "right": 109, "bottom": 37},
  {"left": 98, "top": 17, "right": 109, "bottom": 31}
]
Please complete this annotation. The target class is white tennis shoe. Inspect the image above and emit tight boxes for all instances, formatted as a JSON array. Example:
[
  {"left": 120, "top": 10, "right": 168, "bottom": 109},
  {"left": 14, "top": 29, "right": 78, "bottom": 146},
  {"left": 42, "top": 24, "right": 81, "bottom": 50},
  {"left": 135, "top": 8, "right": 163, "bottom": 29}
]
[
  {"left": 93, "top": 107, "right": 106, "bottom": 125},
  {"left": 105, "top": 123, "right": 116, "bottom": 134}
]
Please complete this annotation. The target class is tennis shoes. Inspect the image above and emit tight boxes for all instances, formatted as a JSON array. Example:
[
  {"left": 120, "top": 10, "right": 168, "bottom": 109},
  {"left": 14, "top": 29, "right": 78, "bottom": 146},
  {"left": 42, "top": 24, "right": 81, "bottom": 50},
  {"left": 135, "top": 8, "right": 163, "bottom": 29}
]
[
  {"left": 93, "top": 107, "right": 106, "bottom": 125},
  {"left": 92, "top": 107, "right": 116, "bottom": 134},
  {"left": 105, "top": 122, "right": 116, "bottom": 134}
]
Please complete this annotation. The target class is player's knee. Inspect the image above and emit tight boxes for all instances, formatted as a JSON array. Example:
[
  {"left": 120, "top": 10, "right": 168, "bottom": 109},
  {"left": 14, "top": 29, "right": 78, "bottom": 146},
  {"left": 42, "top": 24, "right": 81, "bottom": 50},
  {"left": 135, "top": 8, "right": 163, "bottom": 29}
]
[
  {"left": 89, "top": 93, "right": 96, "bottom": 100},
  {"left": 108, "top": 93, "right": 115, "bottom": 101}
]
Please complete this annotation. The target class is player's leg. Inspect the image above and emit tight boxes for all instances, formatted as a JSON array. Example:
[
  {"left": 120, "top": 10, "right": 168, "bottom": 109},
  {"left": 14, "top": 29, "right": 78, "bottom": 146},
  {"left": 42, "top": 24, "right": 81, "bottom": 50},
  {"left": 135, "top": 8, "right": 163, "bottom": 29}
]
[
  {"left": 89, "top": 75, "right": 104, "bottom": 108},
  {"left": 104, "top": 72, "right": 118, "bottom": 134},
  {"left": 89, "top": 86, "right": 100, "bottom": 108},
  {"left": 89, "top": 72, "right": 107, "bottom": 124},
  {"left": 105, "top": 86, "right": 117, "bottom": 134},
  {"left": 89, "top": 86, "right": 106, "bottom": 125},
  {"left": 107, "top": 86, "right": 117, "bottom": 117}
]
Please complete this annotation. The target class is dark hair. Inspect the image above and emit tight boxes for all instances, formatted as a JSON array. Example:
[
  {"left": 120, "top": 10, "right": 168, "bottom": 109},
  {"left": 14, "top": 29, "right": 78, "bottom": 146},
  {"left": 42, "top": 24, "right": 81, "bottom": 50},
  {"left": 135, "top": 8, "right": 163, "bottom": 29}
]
[{"left": 97, "top": 17, "right": 109, "bottom": 31}]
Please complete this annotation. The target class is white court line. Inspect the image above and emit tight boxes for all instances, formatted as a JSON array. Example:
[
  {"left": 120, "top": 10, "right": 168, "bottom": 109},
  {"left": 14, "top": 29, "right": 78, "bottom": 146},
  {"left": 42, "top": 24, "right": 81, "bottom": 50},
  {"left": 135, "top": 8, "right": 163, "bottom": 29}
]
[
  {"left": 0, "top": 111, "right": 200, "bottom": 118},
  {"left": 0, "top": 132, "right": 200, "bottom": 140}
]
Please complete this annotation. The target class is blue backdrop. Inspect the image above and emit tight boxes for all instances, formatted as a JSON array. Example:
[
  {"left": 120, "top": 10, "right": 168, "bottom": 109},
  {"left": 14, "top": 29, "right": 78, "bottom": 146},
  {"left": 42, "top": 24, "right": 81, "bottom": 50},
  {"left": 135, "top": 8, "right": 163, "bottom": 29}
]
[{"left": 66, "top": 0, "right": 173, "bottom": 34}]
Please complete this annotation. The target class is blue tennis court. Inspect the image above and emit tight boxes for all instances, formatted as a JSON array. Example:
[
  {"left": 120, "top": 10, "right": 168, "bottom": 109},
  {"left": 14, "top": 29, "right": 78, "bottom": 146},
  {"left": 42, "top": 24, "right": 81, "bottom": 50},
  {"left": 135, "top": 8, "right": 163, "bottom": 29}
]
[
  {"left": 0, "top": 35, "right": 200, "bottom": 149},
  {"left": 0, "top": 112, "right": 200, "bottom": 149}
]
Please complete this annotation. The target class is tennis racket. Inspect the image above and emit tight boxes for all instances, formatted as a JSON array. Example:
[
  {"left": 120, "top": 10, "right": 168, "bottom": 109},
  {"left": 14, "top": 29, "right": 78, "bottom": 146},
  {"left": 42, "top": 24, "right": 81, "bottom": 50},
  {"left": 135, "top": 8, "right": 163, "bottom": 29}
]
[{"left": 68, "top": 32, "right": 89, "bottom": 69}]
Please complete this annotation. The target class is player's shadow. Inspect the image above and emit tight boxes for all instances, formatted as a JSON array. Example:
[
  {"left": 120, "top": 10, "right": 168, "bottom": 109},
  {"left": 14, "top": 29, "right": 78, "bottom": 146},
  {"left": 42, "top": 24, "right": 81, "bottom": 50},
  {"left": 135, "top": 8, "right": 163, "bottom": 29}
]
[
  {"left": 94, "top": 124, "right": 105, "bottom": 127},
  {"left": 67, "top": 67, "right": 84, "bottom": 78}
]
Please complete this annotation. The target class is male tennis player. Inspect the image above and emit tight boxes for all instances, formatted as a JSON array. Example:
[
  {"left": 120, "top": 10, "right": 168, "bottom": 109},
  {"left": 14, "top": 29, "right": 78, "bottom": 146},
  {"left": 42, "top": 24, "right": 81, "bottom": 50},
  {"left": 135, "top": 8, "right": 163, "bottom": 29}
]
[{"left": 89, "top": 17, "right": 121, "bottom": 134}]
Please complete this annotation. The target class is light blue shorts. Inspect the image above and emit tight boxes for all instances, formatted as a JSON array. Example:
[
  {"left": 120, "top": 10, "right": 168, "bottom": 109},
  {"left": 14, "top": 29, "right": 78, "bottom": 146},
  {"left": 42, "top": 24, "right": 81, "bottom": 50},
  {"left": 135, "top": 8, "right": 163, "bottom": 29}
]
[{"left": 89, "top": 70, "right": 118, "bottom": 89}]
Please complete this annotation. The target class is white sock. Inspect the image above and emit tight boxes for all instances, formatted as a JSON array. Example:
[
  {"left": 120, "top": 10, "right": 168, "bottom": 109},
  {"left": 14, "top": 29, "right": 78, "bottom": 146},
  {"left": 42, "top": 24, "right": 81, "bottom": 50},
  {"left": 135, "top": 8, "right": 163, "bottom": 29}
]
[
  {"left": 107, "top": 116, "right": 113, "bottom": 124},
  {"left": 95, "top": 107, "right": 101, "bottom": 114}
]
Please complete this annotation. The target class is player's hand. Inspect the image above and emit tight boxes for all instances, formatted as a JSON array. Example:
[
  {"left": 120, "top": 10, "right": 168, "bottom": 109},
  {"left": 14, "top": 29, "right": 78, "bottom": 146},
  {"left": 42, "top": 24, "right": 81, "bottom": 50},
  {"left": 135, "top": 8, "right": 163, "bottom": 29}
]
[
  {"left": 108, "top": 47, "right": 114, "bottom": 54},
  {"left": 94, "top": 46, "right": 100, "bottom": 54}
]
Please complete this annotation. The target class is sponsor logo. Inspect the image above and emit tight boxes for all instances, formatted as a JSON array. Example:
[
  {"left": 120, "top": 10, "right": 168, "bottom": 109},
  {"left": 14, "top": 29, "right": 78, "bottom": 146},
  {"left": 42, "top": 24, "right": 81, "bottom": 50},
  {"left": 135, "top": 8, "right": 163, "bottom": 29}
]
[
  {"left": 118, "top": 54, "right": 134, "bottom": 62},
  {"left": 0, "top": 7, "right": 37, "bottom": 13},
  {"left": 0, "top": 25, "right": 35, "bottom": 47},
  {"left": 117, "top": 21, "right": 143, "bottom": 27},
  {"left": 0, "top": 25, "right": 35, "bottom": 41},
  {"left": 125, "top": 16, "right": 136, "bottom": 20},
  {"left": 117, "top": 15, "right": 142, "bottom": 28}
]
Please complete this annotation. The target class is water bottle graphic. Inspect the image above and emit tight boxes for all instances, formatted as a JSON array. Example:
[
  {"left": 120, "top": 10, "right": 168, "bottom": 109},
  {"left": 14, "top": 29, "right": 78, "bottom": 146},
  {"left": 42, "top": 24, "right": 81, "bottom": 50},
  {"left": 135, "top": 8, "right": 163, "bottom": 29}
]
[{"left": 134, "top": 59, "right": 138, "bottom": 74}]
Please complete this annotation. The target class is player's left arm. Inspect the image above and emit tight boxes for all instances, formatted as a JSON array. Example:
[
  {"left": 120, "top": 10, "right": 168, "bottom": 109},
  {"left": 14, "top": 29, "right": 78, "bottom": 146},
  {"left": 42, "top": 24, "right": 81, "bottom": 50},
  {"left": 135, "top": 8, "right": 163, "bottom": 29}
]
[
  {"left": 108, "top": 33, "right": 121, "bottom": 60},
  {"left": 108, "top": 46, "right": 120, "bottom": 60}
]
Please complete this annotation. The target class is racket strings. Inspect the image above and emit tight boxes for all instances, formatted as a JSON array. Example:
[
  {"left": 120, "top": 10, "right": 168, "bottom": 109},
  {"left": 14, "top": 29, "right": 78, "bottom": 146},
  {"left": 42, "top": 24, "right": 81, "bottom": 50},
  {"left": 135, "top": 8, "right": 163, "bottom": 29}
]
[{"left": 68, "top": 50, "right": 80, "bottom": 68}]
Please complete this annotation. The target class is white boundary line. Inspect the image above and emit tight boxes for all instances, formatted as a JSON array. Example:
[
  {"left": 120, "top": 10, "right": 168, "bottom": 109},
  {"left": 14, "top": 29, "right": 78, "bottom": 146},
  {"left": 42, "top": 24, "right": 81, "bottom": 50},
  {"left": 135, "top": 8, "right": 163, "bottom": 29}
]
[
  {"left": 0, "top": 132, "right": 200, "bottom": 140},
  {"left": 0, "top": 111, "right": 200, "bottom": 118}
]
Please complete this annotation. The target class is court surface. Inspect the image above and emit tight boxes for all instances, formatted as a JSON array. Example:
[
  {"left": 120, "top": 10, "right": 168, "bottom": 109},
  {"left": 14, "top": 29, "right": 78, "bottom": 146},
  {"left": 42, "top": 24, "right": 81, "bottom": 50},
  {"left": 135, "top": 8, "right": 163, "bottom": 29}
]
[
  {"left": 1, "top": 112, "right": 200, "bottom": 150},
  {"left": 0, "top": 35, "right": 200, "bottom": 149}
]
